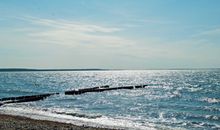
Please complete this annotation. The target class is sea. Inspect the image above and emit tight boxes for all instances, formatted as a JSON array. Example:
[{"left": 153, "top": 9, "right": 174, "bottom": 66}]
[{"left": 0, "top": 70, "right": 219, "bottom": 130}]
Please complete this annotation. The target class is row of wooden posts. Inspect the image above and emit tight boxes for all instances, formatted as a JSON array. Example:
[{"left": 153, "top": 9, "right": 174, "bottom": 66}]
[{"left": 0, "top": 84, "right": 148, "bottom": 106}]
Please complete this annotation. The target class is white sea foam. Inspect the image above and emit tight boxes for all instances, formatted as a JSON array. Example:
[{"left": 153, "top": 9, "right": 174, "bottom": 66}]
[
  {"left": 205, "top": 115, "right": 219, "bottom": 120},
  {"left": 201, "top": 97, "right": 220, "bottom": 103},
  {"left": 0, "top": 105, "right": 156, "bottom": 130}
]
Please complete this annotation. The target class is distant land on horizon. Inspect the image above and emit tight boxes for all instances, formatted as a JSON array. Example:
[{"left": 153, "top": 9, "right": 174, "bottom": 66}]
[
  {"left": 0, "top": 68, "right": 108, "bottom": 72},
  {"left": 0, "top": 68, "right": 219, "bottom": 72}
]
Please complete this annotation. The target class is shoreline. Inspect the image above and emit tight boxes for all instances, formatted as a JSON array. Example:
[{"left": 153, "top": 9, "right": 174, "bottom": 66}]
[{"left": 0, "top": 114, "right": 117, "bottom": 130}]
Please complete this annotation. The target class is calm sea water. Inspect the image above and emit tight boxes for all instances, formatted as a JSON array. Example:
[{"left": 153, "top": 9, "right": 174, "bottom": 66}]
[{"left": 0, "top": 70, "right": 219, "bottom": 130}]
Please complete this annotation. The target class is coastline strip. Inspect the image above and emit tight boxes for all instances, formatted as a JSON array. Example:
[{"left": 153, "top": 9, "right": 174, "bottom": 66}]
[{"left": 0, "top": 113, "right": 117, "bottom": 130}]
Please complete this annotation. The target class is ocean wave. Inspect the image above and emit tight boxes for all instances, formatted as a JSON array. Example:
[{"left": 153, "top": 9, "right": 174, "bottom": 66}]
[
  {"left": 0, "top": 105, "right": 156, "bottom": 130},
  {"left": 145, "top": 112, "right": 220, "bottom": 130},
  {"left": 53, "top": 111, "right": 102, "bottom": 119},
  {"left": 200, "top": 97, "right": 220, "bottom": 103},
  {"left": 203, "top": 106, "right": 220, "bottom": 112},
  {"left": 0, "top": 89, "right": 37, "bottom": 94},
  {"left": 186, "top": 121, "right": 220, "bottom": 129}
]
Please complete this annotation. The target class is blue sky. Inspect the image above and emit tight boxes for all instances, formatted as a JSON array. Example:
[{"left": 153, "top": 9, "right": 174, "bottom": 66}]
[{"left": 0, "top": 0, "right": 220, "bottom": 69}]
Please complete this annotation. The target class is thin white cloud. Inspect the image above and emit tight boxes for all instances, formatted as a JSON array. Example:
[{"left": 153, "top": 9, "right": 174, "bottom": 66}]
[
  {"left": 10, "top": 16, "right": 191, "bottom": 60},
  {"left": 19, "top": 16, "right": 133, "bottom": 48},
  {"left": 8, "top": 16, "right": 219, "bottom": 68},
  {"left": 30, "top": 17, "right": 122, "bottom": 33},
  {"left": 192, "top": 27, "right": 220, "bottom": 40}
]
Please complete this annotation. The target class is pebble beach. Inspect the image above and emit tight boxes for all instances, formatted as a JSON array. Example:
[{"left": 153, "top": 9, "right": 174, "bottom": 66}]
[{"left": 0, "top": 114, "right": 115, "bottom": 130}]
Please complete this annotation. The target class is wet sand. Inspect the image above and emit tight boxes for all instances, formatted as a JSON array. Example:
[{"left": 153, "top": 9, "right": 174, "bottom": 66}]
[{"left": 0, "top": 114, "right": 116, "bottom": 130}]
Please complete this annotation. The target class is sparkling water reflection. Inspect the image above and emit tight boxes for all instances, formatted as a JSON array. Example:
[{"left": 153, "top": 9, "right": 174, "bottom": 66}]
[{"left": 0, "top": 70, "right": 219, "bottom": 129}]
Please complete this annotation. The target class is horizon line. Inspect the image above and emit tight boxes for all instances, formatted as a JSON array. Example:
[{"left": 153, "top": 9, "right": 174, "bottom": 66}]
[{"left": 0, "top": 67, "right": 219, "bottom": 72}]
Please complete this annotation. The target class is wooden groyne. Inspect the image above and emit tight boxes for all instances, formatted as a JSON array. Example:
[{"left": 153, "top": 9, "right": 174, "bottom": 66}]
[
  {"left": 65, "top": 85, "right": 148, "bottom": 95},
  {"left": 0, "top": 84, "right": 148, "bottom": 106},
  {"left": 0, "top": 93, "right": 58, "bottom": 106},
  {"left": 65, "top": 85, "right": 110, "bottom": 95}
]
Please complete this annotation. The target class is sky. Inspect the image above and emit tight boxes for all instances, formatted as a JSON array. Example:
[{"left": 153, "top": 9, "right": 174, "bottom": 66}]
[{"left": 0, "top": 0, "right": 220, "bottom": 69}]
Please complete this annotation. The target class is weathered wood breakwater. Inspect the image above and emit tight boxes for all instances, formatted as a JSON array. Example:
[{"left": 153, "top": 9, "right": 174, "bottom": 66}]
[{"left": 0, "top": 84, "right": 148, "bottom": 106}]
